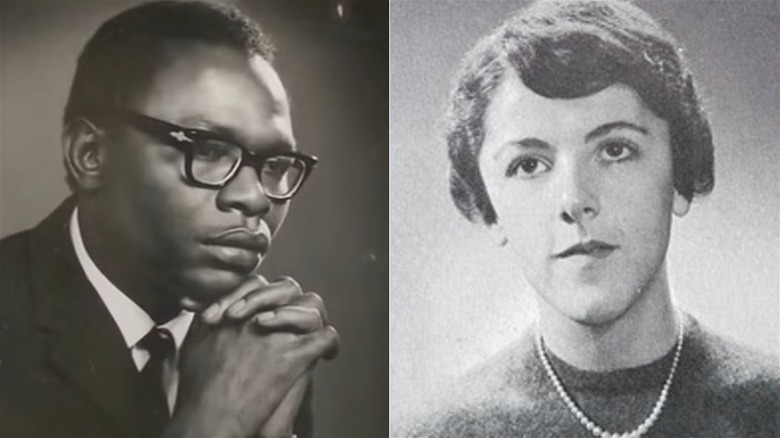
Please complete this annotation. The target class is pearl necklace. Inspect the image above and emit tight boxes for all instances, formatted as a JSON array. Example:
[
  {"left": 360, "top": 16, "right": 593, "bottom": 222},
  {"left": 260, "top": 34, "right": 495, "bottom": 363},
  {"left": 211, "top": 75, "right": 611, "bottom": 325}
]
[{"left": 535, "top": 317, "right": 684, "bottom": 438}]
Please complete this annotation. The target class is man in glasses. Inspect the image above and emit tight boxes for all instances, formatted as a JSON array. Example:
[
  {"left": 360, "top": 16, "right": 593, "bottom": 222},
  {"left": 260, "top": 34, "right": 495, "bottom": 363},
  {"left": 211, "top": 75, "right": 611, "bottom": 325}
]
[{"left": 0, "top": 1, "right": 338, "bottom": 437}]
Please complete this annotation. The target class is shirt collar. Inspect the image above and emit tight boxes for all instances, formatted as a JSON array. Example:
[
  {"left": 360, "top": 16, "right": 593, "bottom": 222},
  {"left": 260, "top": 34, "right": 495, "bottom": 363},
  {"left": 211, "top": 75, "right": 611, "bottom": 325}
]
[{"left": 69, "top": 207, "right": 194, "bottom": 350}]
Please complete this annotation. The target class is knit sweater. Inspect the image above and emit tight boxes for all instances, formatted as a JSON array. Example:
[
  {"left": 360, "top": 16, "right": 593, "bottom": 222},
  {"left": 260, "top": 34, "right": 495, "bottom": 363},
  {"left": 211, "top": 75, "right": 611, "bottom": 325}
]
[{"left": 397, "top": 314, "right": 779, "bottom": 437}]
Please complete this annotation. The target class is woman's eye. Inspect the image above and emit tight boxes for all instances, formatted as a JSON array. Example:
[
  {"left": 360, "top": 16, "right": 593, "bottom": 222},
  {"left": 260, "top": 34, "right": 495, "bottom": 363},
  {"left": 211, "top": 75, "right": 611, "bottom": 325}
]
[
  {"left": 506, "top": 157, "right": 551, "bottom": 178},
  {"left": 600, "top": 141, "right": 636, "bottom": 162}
]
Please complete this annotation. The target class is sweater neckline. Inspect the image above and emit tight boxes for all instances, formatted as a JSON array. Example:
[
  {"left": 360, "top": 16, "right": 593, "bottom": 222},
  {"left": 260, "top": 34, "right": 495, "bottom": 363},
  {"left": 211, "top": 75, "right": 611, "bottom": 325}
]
[{"left": 543, "top": 316, "right": 695, "bottom": 394}]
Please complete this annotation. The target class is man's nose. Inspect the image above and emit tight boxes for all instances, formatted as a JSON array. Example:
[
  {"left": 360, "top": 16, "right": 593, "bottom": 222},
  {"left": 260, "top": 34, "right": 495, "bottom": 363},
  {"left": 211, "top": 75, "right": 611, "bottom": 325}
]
[
  {"left": 557, "top": 162, "right": 600, "bottom": 225},
  {"left": 216, "top": 166, "right": 272, "bottom": 217}
]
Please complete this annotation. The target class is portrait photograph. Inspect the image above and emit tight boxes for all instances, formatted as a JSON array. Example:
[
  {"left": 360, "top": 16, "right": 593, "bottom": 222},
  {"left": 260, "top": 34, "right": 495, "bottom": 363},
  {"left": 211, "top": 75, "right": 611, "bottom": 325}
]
[
  {"left": 390, "top": 0, "right": 779, "bottom": 436},
  {"left": 0, "top": 1, "right": 387, "bottom": 437},
  {"left": 2, "top": 0, "right": 779, "bottom": 437}
]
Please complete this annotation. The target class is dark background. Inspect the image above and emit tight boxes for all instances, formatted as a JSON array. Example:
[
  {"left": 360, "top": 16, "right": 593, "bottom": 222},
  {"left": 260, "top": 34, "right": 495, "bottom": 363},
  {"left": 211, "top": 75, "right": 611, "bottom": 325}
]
[{"left": 0, "top": 1, "right": 388, "bottom": 436}]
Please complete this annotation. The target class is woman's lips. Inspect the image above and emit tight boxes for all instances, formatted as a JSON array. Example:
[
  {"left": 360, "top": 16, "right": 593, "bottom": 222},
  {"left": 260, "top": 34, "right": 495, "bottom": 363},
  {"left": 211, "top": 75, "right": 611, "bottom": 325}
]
[{"left": 554, "top": 240, "right": 618, "bottom": 260}]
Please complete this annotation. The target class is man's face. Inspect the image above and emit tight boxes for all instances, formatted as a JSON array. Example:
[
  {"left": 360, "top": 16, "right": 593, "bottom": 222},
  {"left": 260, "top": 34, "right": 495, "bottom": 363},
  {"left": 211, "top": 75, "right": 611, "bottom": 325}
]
[
  {"left": 477, "top": 74, "right": 689, "bottom": 325},
  {"left": 98, "top": 41, "right": 295, "bottom": 303}
]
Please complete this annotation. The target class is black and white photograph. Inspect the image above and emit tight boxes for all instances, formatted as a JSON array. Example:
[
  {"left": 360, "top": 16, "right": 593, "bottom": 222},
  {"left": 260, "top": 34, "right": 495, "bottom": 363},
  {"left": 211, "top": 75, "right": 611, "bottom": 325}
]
[
  {"left": 391, "top": 1, "right": 779, "bottom": 436},
  {"left": 0, "top": 1, "right": 387, "bottom": 437},
  {"left": 2, "top": 0, "right": 780, "bottom": 437}
]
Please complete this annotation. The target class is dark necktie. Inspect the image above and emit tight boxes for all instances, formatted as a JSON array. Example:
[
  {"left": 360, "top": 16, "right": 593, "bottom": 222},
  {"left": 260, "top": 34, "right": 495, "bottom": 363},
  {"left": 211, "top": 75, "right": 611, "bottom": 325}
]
[{"left": 139, "top": 327, "right": 175, "bottom": 436}]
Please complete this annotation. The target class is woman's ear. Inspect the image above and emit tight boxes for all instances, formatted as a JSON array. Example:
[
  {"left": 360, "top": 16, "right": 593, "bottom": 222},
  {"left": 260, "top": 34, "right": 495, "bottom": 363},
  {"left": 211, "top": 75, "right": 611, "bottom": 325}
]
[
  {"left": 62, "top": 118, "right": 108, "bottom": 192},
  {"left": 673, "top": 190, "right": 691, "bottom": 217}
]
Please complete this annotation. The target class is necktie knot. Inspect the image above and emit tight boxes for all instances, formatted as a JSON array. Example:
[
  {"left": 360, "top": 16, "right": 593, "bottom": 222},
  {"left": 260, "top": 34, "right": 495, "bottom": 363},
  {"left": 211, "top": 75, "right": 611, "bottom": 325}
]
[{"left": 141, "top": 327, "right": 175, "bottom": 364}]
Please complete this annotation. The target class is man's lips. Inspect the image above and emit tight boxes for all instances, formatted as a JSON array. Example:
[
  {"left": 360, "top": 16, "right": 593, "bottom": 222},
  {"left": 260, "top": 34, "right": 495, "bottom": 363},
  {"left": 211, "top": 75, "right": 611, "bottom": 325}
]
[
  {"left": 202, "top": 228, "right": 270, "bottom": 272},
  {"left": 204, "top": 228, "right": 270, "bottom": 255},
  {"left": 554, "top": 240, "right": 618, "bottom": 259}
]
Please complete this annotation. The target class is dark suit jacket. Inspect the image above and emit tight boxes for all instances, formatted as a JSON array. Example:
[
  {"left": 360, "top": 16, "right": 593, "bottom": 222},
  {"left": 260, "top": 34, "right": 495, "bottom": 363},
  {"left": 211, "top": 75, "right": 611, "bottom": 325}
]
[{"left": 0, "top": 198, "right": 312, "bottom": 437}]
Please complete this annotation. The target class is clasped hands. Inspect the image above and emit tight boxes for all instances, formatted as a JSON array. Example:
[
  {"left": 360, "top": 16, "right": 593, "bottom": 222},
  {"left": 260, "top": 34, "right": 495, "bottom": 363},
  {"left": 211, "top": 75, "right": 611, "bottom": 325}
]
[{"left": 166, "top": 275, "right": 339, "bottom": 438}]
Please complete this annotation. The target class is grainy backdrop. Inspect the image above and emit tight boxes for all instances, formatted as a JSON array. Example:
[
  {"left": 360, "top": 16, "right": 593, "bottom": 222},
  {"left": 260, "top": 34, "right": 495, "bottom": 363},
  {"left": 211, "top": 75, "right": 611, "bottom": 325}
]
[
  {"left": 0, "top": 1, "right": 388, "bottom": 436},
  {"left": 390, "top": 0, "right": 779, "bottom": 423}
]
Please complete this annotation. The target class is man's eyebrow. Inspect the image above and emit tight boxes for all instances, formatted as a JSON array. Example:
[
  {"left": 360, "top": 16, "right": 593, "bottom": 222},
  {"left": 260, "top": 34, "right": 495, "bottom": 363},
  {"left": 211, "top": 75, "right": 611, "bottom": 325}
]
[
  {"left": 177, "top": 115, "right": 294, "bottom": 152},
  {"left": 494, "top": 138, "right": 551, "bottom": 159},
  {"left": 585, "top": 121, "right": 649, "bottom": 142},
  {"left": 179, "top": 114, "right": 234, "bottom": 137}
]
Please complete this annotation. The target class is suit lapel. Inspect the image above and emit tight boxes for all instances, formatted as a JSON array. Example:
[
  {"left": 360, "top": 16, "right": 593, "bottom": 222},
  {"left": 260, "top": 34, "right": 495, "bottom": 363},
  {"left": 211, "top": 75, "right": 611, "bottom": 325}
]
[{"left": 30, "top": 198, "right": 151, "bottom": 437}]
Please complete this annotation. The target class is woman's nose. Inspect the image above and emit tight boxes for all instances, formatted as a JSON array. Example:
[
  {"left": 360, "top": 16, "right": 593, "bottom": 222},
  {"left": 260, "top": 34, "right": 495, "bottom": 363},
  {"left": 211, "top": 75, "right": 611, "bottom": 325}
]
[{"left": 557, "top": 163, "right": 600, "bottom": 225}]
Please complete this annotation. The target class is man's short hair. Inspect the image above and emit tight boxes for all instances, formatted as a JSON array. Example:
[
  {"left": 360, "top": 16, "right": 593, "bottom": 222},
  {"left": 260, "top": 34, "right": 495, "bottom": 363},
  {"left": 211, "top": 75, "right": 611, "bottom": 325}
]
[
  {"left": 63, "top": 0, "right": 275, "bottom": 190},
  {"left": 446, "top": 0, "right": 714, "bottom": 225}
]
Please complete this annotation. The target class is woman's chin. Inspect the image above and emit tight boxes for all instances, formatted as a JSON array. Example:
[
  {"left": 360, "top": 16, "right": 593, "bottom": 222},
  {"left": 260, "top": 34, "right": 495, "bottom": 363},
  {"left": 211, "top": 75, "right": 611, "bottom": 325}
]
[
  {"left": 545, "top": 285, "right": 635, "bottom": 327},
  {"left": 565, "top": 307, "right": 625, "bottom": 327}
]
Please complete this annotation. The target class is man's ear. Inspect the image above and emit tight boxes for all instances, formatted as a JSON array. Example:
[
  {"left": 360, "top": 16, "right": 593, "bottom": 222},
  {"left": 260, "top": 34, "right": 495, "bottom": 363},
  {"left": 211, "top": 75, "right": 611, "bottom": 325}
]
[
  {"left": 673, "top": 190, "right": 691, "bottom": 217},
  {"left": 62, "top": 118, "right": 108, "bottom": 192}
]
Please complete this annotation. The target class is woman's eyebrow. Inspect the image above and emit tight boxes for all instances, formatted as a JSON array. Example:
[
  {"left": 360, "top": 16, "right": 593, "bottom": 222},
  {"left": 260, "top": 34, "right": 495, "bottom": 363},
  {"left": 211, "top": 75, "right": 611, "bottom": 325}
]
[
  {"left": 585, "top": 121, "right": 649, "bottom": 142},
  {"left": 494, "top": 138, "right": 551, "bottom": 160}
]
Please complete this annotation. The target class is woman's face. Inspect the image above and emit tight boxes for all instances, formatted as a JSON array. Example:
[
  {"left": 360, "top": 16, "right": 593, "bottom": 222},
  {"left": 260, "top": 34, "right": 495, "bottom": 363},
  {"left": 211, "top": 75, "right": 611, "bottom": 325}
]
[{"left": 478, "top": 75, "right": 690, "bottom": 325}]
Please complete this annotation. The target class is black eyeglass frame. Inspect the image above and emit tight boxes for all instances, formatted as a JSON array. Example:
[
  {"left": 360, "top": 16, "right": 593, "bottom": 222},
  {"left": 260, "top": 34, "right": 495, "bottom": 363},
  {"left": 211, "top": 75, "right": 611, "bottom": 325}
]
[{"left": 109, "top": 110, "right": 318, "bottom": 201}]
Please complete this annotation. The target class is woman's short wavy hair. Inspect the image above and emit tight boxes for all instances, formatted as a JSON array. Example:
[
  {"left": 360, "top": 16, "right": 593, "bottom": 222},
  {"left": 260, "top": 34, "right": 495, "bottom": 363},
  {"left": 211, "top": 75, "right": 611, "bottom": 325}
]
[{"left": 446, "top": 0, "right": 714, "bottom": 225}]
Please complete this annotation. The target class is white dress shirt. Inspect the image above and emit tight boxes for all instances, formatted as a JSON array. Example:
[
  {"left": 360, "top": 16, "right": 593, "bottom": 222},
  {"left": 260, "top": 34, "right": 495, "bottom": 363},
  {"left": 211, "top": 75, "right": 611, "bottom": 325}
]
[{"left": 70, "top": 208, "right": 194, "bottom": 412}]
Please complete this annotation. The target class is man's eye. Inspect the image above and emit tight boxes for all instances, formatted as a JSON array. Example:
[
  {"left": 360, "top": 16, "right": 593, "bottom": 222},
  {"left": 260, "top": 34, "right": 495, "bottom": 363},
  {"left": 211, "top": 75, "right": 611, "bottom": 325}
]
[
  {"left": 192, "top": 140, "right": 235, "bottom": 162},
  {"left": 600, "top": 141, "right": 636, "bottom": 162},
  {"left": 506, "top": 157, "right": 551, "bottom": 178},
  {"left": 263, "top": 157, "right": 294, "bottom": 176}
]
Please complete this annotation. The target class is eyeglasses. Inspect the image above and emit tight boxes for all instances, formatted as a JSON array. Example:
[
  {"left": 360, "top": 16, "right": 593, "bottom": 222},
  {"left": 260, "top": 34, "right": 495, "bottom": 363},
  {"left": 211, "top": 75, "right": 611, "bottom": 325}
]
[{"left": 111, "top": 111, "right": 317, "bottom": 201}]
